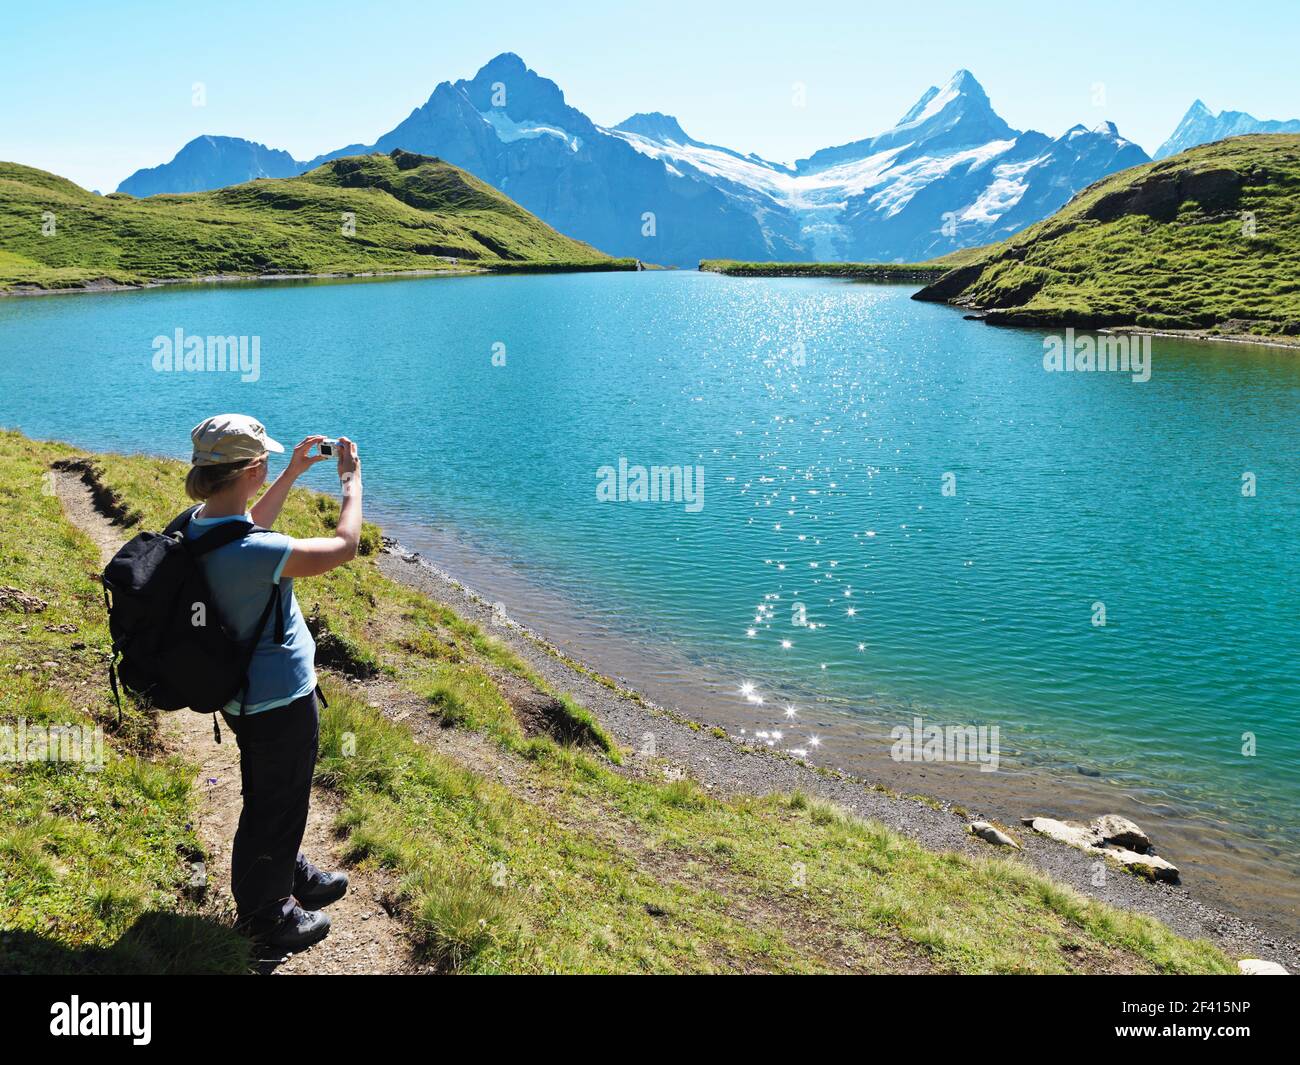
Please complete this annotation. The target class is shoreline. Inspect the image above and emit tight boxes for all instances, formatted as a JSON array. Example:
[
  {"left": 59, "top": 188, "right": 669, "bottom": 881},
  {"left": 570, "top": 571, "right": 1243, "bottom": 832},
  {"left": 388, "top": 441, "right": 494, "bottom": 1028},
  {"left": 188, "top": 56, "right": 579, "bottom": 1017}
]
[
  {"left": 375, "top": 534, "right": 1300, "bottom": 968},
  {"left": 699, "top": 260, "right": 948, "bottom": 282},
  {"left": 1102, "top": 324, "right": 1300, "bottom": 351},
  {"left": 0, "top": 269, "right": 483, "bottom": 298},
  {"left": 960, "top": 313, "right": 1300, "bottom": 352},
  {"left": 0, "top": 260, "right": 638, "bottom": 299}
]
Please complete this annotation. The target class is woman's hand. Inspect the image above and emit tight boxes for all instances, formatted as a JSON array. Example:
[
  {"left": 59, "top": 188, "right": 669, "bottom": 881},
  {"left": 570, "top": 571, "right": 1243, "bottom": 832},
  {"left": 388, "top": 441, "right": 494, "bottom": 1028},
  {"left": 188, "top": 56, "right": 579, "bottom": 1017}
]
[
  {"left": 335, "top": 436, "right": 361, "bottom": 482},
  {"left": 282, "top": 436, "right": 363, "bottom": 579},
  {"left": 287, "top": 435, "right": 332, "bottom": 478},
  {"left": 251, "top": 435, "right": 330, "bottom": 529}
]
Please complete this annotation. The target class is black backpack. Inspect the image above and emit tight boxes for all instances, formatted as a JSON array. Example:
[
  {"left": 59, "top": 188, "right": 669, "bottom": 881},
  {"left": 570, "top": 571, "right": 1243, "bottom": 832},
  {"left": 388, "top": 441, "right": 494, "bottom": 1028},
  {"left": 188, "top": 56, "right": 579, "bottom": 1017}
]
[{"left": 102, "top": 505, "right": 283, "bottom": 725}]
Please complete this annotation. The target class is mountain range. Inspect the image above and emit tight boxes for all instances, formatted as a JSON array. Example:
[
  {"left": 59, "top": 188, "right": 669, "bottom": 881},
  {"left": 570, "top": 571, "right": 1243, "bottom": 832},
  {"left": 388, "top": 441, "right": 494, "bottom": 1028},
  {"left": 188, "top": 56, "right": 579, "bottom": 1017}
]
[
  {"left": 115, "top": 54, "right": 1285, "bottom": 265},
  {"left": 1154, "top": 100, "right": 1300, "bottom": 159},
  {"left": 606, "top": 70, "right": 1147, "bottom": 262}
]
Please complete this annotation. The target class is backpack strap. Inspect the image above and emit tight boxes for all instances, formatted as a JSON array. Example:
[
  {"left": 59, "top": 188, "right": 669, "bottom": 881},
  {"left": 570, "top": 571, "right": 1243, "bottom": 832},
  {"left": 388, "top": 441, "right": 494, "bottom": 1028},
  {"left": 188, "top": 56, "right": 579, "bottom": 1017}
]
[
  {"left": 163, "top": 505, "right": 202, "bottom": 537},
  {"left": 173, "top": 508, "right": 285, "bottom": 717},
  {"left": 168, "top": 506, "right": 260, "bottom": 558},
  {"left": 186, "top": 521, "right": 256, "bottom": 557},
  {"left": 236, "top": 583, "right": 283, "bottom": 716},
  {"left": 101, "top": 580, "right": 123, "bottom": 724}
]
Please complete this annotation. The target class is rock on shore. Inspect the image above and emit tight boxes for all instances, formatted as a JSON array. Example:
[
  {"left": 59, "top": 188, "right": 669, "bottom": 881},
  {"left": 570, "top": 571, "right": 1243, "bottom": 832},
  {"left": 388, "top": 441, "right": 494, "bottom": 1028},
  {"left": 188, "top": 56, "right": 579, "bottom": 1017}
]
[
  {"left": 1237, "top": 959, "right": 1290, "bottom": 975},
  {"left": 968, "top": 821, "right": 1021, "bottom": 848},
  {"left": 1021, "top": 814, "right": 1180, "bottom": 883}
]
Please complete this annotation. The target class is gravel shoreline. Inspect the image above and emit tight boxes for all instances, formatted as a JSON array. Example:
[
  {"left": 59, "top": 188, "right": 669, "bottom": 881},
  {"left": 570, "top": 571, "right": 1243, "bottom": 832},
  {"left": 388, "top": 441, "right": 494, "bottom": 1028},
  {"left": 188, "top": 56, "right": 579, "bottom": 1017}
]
[
  {"left": 0, "top": 268, "right": 480, "bottom": 298},
  {"left": 378, "top": 540, "right": 1297, "bottom": 971}
]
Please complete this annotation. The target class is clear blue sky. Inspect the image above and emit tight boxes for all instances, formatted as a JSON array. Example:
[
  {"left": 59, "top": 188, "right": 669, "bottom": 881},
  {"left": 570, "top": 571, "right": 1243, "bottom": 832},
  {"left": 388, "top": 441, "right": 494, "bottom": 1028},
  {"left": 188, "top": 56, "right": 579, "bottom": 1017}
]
[{"left": 4, "top": 0, "right": 1299, "bottom": 192}]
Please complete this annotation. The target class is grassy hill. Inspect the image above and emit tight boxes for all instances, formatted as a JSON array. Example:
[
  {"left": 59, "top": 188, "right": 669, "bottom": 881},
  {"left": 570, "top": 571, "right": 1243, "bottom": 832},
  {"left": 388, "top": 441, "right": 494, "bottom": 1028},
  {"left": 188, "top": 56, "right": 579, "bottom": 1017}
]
[
  {"left": 0, "top": 428, "right": 1238, "bottom": 974},
  {"left": 0, "top": 150, "right": 631, "bottom": 291},
  {"left": 914, "top": 134, "right": 1300, "bottom": 339}
]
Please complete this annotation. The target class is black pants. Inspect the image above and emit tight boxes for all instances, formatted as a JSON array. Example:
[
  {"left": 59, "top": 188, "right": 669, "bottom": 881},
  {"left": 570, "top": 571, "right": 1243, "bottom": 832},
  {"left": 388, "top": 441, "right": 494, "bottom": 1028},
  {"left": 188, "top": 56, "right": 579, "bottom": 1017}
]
[{"left": 221, "top": 690, "right": 320, "bottom": 922}]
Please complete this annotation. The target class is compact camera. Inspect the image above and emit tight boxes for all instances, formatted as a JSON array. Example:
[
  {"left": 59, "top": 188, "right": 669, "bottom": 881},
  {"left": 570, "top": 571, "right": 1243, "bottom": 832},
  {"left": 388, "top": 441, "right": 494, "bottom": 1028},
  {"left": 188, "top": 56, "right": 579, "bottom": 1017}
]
[{"left": 318, "top": 439, "right": 339, "bottom": 457}]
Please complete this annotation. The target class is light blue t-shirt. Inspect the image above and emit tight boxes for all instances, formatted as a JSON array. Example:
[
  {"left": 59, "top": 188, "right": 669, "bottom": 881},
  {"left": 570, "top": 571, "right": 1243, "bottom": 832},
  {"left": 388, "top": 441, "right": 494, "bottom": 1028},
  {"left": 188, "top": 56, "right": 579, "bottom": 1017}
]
[{"left": 187, "top": 509, "right": 316, "bottom": 715}]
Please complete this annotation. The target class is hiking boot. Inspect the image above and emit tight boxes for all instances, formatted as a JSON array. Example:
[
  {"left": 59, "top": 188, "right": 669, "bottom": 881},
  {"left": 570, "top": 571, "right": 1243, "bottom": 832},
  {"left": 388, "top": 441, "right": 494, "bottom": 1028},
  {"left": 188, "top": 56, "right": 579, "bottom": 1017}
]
[
  {"left": 241, "top": 905, "right": 331, "bottom": 952},
  {"left": 295, "top": 868, "right": 349, "bottom": 910}
]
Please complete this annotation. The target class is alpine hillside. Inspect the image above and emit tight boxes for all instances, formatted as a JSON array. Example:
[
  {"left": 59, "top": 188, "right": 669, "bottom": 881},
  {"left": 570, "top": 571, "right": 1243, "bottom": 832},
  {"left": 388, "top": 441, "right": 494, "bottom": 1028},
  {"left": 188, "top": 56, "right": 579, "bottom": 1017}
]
[
  {"left": 0, "top": 150, "right": 622, "bottom": 292},
  {"left": 913, "top": 135, "right": 1300, "bottom": 339}
]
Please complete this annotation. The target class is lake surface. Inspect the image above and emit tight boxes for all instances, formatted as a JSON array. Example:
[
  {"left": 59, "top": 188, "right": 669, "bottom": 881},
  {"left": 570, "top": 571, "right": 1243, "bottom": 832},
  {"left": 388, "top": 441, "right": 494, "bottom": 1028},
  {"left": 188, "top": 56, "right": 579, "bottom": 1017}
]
[{"left": 2, "top": 271, "right": 1297, "bottom": 929}]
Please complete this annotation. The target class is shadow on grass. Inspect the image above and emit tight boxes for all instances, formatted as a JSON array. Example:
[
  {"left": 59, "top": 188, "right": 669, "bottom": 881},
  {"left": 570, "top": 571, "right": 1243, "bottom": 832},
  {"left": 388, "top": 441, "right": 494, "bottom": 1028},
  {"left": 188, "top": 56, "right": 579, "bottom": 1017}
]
[{"left": 0, "top": 911, "right": 250, "bottom": 975}]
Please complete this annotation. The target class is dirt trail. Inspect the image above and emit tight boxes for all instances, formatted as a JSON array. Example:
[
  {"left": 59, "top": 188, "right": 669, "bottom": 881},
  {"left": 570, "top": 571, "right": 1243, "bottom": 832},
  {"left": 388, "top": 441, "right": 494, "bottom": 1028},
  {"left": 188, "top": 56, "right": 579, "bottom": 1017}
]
[{"left": 54, "top": 469, "right": 412, "bottom": 975}]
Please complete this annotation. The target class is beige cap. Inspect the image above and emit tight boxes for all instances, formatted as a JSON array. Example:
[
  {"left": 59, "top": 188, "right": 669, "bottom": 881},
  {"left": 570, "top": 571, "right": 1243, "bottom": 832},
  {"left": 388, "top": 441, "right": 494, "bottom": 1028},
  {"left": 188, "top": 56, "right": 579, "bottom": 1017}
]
[{"left": 190, "top": 414, "right": 284, "bottom": 467}]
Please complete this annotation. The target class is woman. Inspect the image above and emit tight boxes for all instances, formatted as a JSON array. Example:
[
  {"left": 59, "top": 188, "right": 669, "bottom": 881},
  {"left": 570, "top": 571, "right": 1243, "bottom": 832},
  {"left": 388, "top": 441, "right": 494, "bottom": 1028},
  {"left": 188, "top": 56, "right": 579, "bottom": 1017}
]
[{"left": 184, "top": 413, "right": 363, "bottom": 953}]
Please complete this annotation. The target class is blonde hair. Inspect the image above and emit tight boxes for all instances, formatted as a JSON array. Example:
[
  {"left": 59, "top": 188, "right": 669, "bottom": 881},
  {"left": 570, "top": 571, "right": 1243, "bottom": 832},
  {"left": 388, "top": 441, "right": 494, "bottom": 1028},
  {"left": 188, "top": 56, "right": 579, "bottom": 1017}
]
[{"left": 184, "top": 458, "right": 262, "bottom": 501}]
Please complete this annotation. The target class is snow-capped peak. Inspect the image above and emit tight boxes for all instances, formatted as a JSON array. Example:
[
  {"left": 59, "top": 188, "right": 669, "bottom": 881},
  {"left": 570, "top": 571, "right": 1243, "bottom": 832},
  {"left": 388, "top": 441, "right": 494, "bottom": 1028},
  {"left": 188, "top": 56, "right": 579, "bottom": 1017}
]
[
  {"left": 896, "top": 69, "right": 991, "bottom": 127},
  {"left": 613, "top": 112, "right": 694, "bottom": 145}
]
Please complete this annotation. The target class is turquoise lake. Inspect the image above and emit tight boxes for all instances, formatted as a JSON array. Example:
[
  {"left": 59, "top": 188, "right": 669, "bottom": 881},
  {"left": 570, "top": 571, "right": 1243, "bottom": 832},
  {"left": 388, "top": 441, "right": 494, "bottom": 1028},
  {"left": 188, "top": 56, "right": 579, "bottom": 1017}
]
[{"left": 2, "top": 271, "right": 1297, "bottom": 923}]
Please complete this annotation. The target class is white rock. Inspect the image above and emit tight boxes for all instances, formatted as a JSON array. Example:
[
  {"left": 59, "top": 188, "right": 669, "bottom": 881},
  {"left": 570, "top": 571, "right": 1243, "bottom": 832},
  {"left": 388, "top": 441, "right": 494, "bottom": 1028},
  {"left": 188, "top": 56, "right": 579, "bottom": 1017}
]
[
  {"left": 1103, "top": 845, "right": 1180, "bottom": 883},
  {"left": 1238, "top": 959, "right": 1289, "bottom": 975},
  {"left": 1022, "top": 816, "right": 1101, "bottom": 851},
  {"left": 1092, "top": 814, "right": 1151, "bottom": 851},
  {"left": 1023, "top": 815, "right": 1181, "bottom": 882},
  {"left": 969, "top": 821, "right": 1020, "bottom": 848}
]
